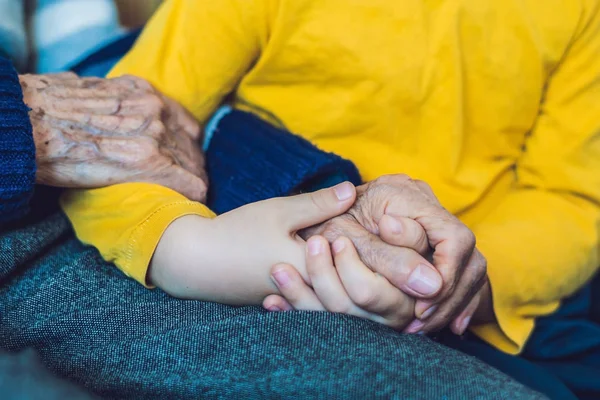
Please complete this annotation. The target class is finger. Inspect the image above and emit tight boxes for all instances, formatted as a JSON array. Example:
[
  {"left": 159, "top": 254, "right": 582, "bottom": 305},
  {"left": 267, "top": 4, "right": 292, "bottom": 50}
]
[
  {"left": 157, "top": 166, "right": 208, "bottom": 202},
  {"left": 161, "top": 94, "right": 202, "bottom": 140},
  {"left": 417, "top": 249, "right": 487, "bottom": 333},
  {"left": 413, "top": 215, "right": 475, "bottom": 304},
  {"left": 270, "top": 263, "right": 325, "bottom": 311},
  {"left": 113, "top": 74, "right": 155, "bottom": 92},
  {"left": 451, "top": 291, "right": 481, "bottom": 335},
  {"left": 305, "top": 236, "right": 356, "bottom": 314},
  {"left": 275, "top": 182, "right": 356, "bottom": 231},
  {"left": 333, "top": 236, "right": 414, "bottom": 324},
  {"left": 262, "top": 294, "right": 295, "bottom": 312},
  {"left": 51, "top": 71, "right": 79, "bottom": 80},
  {"left": 82, "top": 93, "right": 163, "bottom": 118},
  {"left": 42, "top": 79, "right": 131, "bottom": 98},
  {"left": 166, "top": 127, "right": 205, "bottom": 177},
  {"left": 381, "top": 178, "right": 476, "bottom": 305},
  {"left": 61, "top": 98, "right": 123, "bottom": 115},
  {"left": 378, "top": 214, "right": 430, "bottom": 255},
  {"left": 414, "top": 179, "right": 440, "bottom": 202},
  {"left": 347, "top": 229, "right": 442, "bottom": 298},
  {"left": 41, "top": 110, "right": 160, "bottom": 138}
]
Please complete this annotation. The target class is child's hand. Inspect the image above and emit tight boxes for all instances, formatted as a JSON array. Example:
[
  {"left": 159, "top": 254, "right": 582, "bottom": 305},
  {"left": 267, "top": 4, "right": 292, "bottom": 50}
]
[
  {"left": 150, "top": 183, "right": 357, "bottom": 305},
  {"left": 263, "top": 236, "right": 415, "bottom": 330}
]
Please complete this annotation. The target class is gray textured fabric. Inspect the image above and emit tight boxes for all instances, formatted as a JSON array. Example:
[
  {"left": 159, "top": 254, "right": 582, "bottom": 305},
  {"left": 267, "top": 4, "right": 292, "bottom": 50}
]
[
  {"left": 0, "top": 349, "right": 95, "bottom": 399},
  {"left": 0, "top": 212, "right": 547, "bottom": 399}
]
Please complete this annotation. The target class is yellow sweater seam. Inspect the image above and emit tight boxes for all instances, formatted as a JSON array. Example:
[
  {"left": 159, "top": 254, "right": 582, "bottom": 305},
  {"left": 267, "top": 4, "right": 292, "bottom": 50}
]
[{"left": 123, "top": 201, "right": 208, "bottom": 276}]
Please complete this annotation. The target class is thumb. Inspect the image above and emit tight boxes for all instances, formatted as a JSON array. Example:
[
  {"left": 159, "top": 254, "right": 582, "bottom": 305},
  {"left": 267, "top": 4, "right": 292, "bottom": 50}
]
[{"left": 277, "top": 182, "right": 356, "bottom": 231}]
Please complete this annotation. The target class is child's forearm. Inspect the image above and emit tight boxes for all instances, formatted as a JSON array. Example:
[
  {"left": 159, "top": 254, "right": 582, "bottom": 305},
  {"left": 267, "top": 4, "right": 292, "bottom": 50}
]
[{"left": 149, "top": 215, "right": 286, "bottom": 305}]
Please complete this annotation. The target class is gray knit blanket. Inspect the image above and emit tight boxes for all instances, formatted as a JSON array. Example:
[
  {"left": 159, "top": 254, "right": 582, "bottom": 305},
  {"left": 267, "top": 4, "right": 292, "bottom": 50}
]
[{"left": 0, "top": 212, "right": 546, "bottom": 399}]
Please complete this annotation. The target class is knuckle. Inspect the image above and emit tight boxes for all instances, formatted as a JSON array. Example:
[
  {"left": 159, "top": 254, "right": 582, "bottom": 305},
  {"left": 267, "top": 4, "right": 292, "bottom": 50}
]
[
  {"left": 309, "top": 191, "right": 328, "bottom": 214},
  {"left": 413, "top": 179, "right": 432, "bottom": 192},
  {"left": 146, "top": 95, "right": 165, "bottom": 114},
  {"left": 360, "top": 235, "right": 385, "bottom": 270},
  {"left": 124, "top": 74, "right": 152, "bottom": 90},
  {"left": 135, "top": 137, "right": 160, "bottom": 158},
  {"left": 318, "top": 215, "right": 356, "bottom": 243},
  {"left": 373, "top": 173, "right": 411, "bottom": 187},
  {"left": 61, "top": 71, "right": 77, "bottom": 79},
  {"left": 316, "top": 221, "right": 342, "bottom": 243},
  {"left": 474, "top": 256, "right": 487, "bottom": 276},
  {"left": 146, "top": 119, "right": 166, "bottom": 137},
  {"left": 351, "top": 287, "right": 380, "bottom": 309},
  {"left": 187, "top": 182, "right": 208, "bottom": 202},
  {"left": 453, "top": 224, "right": 476, "bottom": 247}
]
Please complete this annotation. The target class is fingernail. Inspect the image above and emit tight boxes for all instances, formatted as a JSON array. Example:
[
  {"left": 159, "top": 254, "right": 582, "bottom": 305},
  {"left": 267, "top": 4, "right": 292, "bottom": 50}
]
[
  {"left": 407, "top": 264, "right": 442, "bottom": 296},
  {"left": 420, "top": 305, "right": 438, "bottom": 320},
  {"left": 459, "top": 316, "right": 471, "bottom": 335},
  {"left": 307, "top": 238, "right": 323, "bottom": 256},
  {"left": 271, "top": 269, "right": 291, "bottom": 288},
  {"left": 333, "top": 182, "right": 353, "bottom": 201},
  {"left": 332, "top": 238, "right": 346, "bottom": 254},
  {"left": 405, "top": 319, "right": 425, "bottom": 334},
  {"left": 388, "top": 217, "right": 403, "bottom": 234},
  {"left": 267, "top": 305, "right": 282, "bottom": 312}
]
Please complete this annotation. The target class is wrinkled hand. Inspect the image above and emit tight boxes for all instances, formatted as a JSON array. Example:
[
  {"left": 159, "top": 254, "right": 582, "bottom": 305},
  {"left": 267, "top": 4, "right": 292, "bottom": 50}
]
[
  {"left": 352, "top": 174, "right": 489, "bottom": 333},
  {"left": 300, "top": 193, "right": 443, "bottom": 300},
  {"left": 297, "top": 175, "right": 488, "bottom": 333},
  {"left": 19, "top": 72, "right": 207, "bottom": 201},
  {"left": 264, "top": 235, "right": 415, "bottom": 330}
]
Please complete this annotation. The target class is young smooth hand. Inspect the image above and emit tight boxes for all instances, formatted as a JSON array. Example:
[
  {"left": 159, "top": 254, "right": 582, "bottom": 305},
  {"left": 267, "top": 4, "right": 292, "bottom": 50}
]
[
  {"left": 149, "top": 182, "right": 357, "bottom": 304},
  {"left": 263, "top": 235, "right": 415, "bottom": 330}
]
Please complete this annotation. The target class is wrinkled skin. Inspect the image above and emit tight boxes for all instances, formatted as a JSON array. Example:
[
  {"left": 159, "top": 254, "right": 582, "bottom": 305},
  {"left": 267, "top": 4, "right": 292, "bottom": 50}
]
[
  {"left": 299, "top": 174, "right": 491, "bottom": 333},
  {"left": 20, "top": 72, "right": 207, "bottom": 202}
]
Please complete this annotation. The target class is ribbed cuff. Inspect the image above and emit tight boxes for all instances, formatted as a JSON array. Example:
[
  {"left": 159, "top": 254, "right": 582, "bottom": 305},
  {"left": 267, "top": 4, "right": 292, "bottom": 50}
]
[
  {"left": 0, "top": 56, "right": 35, "bottom": 223},
  {"left": 205, "top": 109, "right": 362, "bottom": 214}
]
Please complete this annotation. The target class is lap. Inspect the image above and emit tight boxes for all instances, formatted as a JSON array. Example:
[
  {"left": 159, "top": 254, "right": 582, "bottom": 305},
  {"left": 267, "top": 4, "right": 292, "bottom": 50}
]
[
  {"left": 441, "top": 273, "right": 600, "bottom": 400},
  {"left": 0, "top": 213, "right": 544, "bottom": 399}
]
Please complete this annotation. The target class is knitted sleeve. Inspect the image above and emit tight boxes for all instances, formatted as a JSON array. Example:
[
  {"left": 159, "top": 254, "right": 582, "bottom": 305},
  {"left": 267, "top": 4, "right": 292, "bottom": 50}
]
[{"left": 0, "top": 56, "right": 36, "bottom": 224}]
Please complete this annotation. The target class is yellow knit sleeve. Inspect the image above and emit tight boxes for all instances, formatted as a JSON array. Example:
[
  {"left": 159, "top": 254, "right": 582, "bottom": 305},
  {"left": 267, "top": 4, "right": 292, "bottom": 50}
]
[
  {"left": 60, "top": 183, "right": 215, "bottom": 287},
  {"left": 108, "top": 0, "right": 272, "bottom": 123},
  {"left": 470, "top": 1, "right": 600, "bottom": 354}
]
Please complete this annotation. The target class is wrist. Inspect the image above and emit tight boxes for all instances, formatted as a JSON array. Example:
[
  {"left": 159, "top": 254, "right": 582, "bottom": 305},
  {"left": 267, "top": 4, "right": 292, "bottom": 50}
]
[{"left": 149, "top": 214, "right": 214, "bottom": 297}]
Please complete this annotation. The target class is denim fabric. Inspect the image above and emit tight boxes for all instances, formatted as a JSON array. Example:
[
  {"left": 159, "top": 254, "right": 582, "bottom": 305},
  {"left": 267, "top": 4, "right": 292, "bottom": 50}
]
[{"left": 0, "top": 213, "right": 546, "bottom": 399}]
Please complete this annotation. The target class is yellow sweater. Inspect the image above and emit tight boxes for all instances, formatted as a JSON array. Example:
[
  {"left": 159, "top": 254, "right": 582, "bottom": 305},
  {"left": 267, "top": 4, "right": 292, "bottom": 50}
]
[{"left": 61, "top": 0, "right": 600, "bottom": 354}]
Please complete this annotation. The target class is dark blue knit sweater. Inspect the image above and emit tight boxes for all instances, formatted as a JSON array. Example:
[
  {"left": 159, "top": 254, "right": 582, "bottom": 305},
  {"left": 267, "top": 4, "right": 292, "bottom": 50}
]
[{"left": 0, "top": 56, "right": 36, "bottom": 223}]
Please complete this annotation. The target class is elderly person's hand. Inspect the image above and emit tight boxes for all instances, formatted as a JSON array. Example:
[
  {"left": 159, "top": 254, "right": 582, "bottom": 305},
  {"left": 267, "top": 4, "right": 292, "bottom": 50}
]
[
  {"left": 292, "top": 174, "right": 490, "bottom": 333},
  {"left": 19, "top": 73, "right": 207, "bottom": 201}
]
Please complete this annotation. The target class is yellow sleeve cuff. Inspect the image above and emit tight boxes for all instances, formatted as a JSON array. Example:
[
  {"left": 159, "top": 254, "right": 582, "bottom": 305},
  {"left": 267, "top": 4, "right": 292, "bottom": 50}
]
[
  {"left": 118, "top": 201, "right": 215, "bottom": 287},
  {"left": 469, "top": 240, "right": 561, "bottom": 355},
  {"left": 61, "top": 183, "right": 215, "bottom": 288},
  {"left": 470, "top": 301, "right": 559, "bottom": 355}
]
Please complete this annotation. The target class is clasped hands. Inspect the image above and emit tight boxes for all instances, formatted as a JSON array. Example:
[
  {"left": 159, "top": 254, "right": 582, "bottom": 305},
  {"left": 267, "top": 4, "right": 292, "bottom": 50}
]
[{"left": 265, "top": 175, "right": 493, "bottom": 335}]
